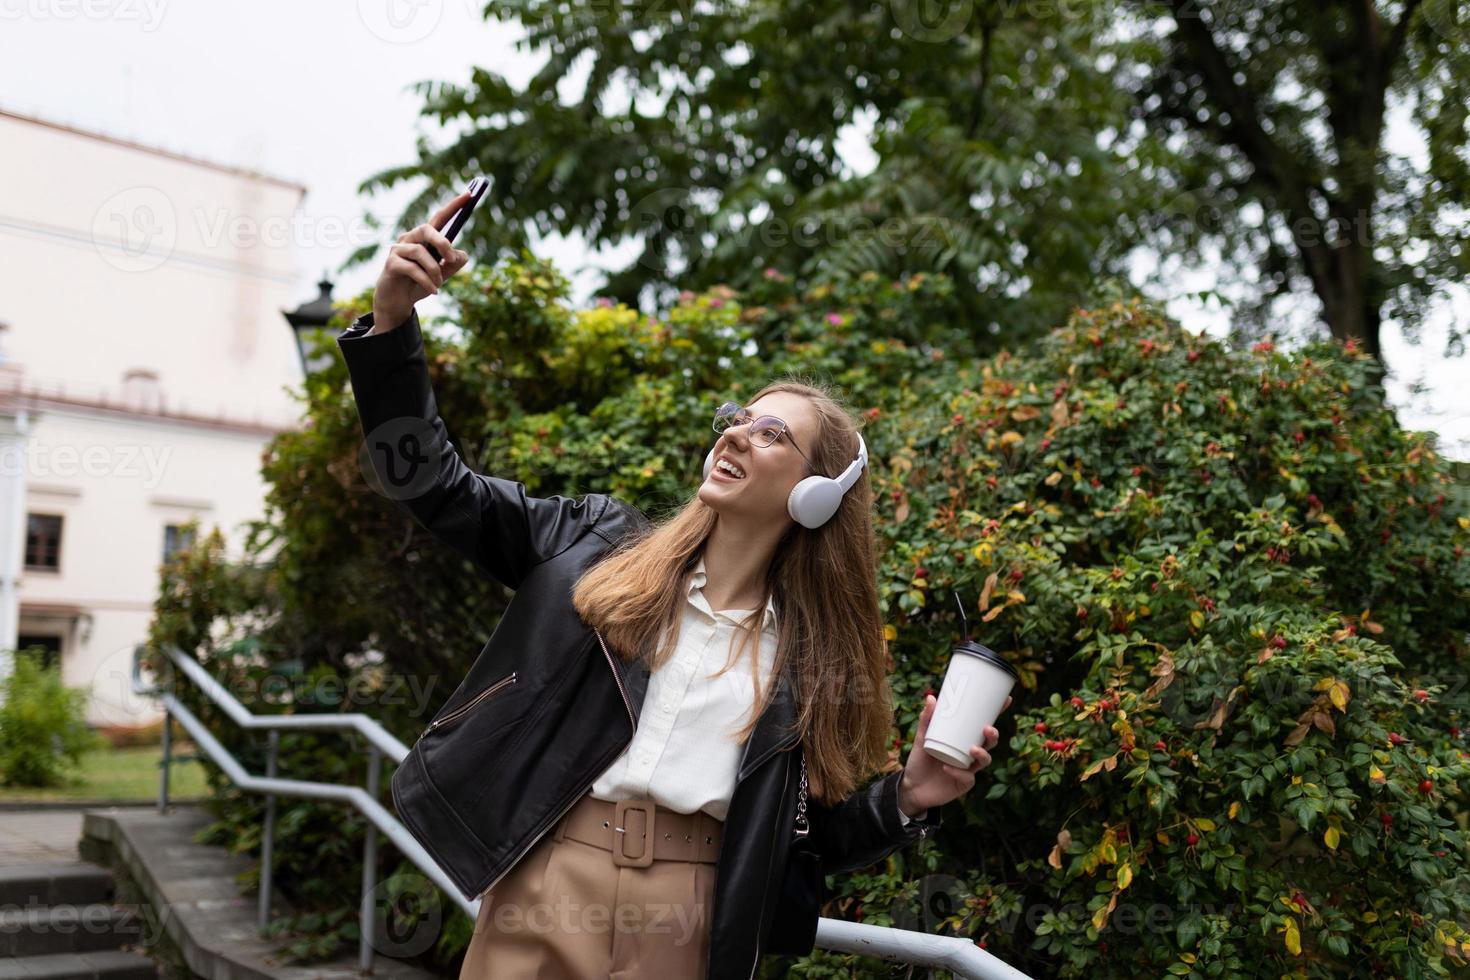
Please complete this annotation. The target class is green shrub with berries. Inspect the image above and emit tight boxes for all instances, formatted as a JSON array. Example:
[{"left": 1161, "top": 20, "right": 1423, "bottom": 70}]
[{"left": 148, "top": 257, "right": 1469, "bottom": 977}]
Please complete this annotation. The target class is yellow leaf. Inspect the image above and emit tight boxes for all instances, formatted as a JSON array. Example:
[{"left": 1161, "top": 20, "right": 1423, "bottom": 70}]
[
  {"left": 999, "top": 430, "right": 1024, "bottom": 446},
  {"left": 1189, "top": 610, "right": 1205, "bottom": 631},
  {"left": 1228, "top": 801, "right": 1240, "bottom": 820},
  {"left": 1324, "top": 825, "right": 1340, "bottom": 850},
  {"left": 1156, "top": 831, "right": 1170, "bottom": 846},
  {"left": 1195, "top": 818, "right": 1216, "bottom": 832},
  {"left": 1362, "top": 911, "right": 1378, "bottom": 923},
  {"left": 884, "top": 624, "right": 898, "bottom": 642},
  {"left": 981, "top": 605, "right": 1005, "bottom": 623},
  {"left": 972, "top": 542, "right": 993, "bottom": 564},
  {"left": 1180, "top": 952, "right": 1196, "bottom": 963},
  {"left": 1117, "top": 863, "right": 1133, "bottom": 890},
  {"left": 1044, "top": 471, "right": 1063, "bottom": 487},
  {"left": 1369, "top": 764, "right": 1386, "bottom": 785},
  {"left": 1459, "top": 517, "right": 1469, "bottom": 530},
  {"left": 1100, "top": 842, "right": 1117, "bottom": 864},
  {"left": 1006, "top": 589, "right": 1027, "bottom": 605},
  {"left": 1329, "top": 681, "right": 1349, "bottom": 712},
  {"left": 1284, "top": 916, "right": 1301, "bottom": 956}
]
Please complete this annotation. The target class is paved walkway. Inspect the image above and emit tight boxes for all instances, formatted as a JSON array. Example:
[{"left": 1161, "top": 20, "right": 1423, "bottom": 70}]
[{"left": 0, "top": 808, "right": 87, "bottom": 866}]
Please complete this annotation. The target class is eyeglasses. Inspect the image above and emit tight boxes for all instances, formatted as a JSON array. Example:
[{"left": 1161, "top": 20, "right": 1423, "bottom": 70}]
[{"left": 712, "top": 401, "right": 820, "bottom": 474}]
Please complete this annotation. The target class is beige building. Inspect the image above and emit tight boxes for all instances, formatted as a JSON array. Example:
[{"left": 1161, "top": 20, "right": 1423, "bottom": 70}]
[{"left": 0, "top": 108, "right": 313, "bottom": 729}]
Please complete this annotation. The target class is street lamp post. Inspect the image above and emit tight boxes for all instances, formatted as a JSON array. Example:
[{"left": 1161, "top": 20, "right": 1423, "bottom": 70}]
[{"left": 283, "top": 276, "right": 337, "bottom": 375}]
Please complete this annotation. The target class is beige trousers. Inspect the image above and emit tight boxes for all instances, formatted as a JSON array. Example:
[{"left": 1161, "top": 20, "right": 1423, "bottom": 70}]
[{"left": 458, "top": 795, "right": 718, "bottom": 979}]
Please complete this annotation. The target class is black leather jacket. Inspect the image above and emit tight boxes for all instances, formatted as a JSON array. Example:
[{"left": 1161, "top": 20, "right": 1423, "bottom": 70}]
[{"left": 337, "top": 309, "right": 943, "bottom": 979}]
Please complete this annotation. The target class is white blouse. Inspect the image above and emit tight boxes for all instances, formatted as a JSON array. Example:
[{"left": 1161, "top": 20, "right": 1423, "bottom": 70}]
[{"left": 589, "top": 555, "right": 923, "bottom": 826}]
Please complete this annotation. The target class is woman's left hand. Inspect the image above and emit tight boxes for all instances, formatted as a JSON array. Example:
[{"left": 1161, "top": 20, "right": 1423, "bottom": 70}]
[{"left": 897, "top": 693, "right": 1013, "bottom": 817}]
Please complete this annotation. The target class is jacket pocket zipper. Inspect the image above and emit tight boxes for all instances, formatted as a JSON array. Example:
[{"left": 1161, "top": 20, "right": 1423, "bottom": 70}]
[
  {"left": 477, "top": 634, "right": 637, "bottom": 899},
  {"left": 423, "top": 671, "right": 517, "bottom": 737}
]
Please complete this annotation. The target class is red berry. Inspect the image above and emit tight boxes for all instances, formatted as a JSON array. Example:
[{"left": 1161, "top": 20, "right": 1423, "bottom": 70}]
[
  {"left": 1185, "top": 833, "right": 1199, "bottom": 847},
  {"left": 1034, "top": 722, "right": 1049, "bottom": 733},
  {"left": 1010, "top": 568, "right": 1024, "bottom": 581},
  {"left": 1154, "top": 740, "right": 1167, "bottom": 752},
  {"left": 1131, "top": 465, "right": 1143, "bottom": 476},
  {"left": 953, "top": 413, "right": 964, "bottom": 424},
  {"left": 891, "top": 489, "right": 903, "bottom": 500},
  {"left": 1070, "top": 696, "right": 1085, "bottom": 709},
  {"left": 1419, "top": 779, "right": 1434, "bottom": 794},
  {"left": 1187, "top": 350, "right": 1199, "bottom": 362},
  {"left": 1388, "top": 732, "right": 1405, "bottom": 746},
  {"left": 1272, "top": 635, "right": 1288, "bottom": 649},
  {"left": 1414, "top": 689, "right": 1428, "bottom": 702},
  {"left": 1090, "top": 477, "right": 1102, "bottom": 488},
  {"left": 915, "top": 567, "right": 929, "bottom": 579},
  {"left": 1040, "top": 438, "right": 1052, "bottom": 450},
  {"left": 1451, "top": 727, "right": 1461, "bottom": 737},
  {"left": 1380, "top": 812, "right": 1394, "bottom": 827}
]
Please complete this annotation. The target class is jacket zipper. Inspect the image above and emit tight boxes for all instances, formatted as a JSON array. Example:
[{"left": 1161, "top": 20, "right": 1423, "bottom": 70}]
[
  {"left": 475, "top": 630, "right": 638, "bottom": 900},
  {"left": 422, "top": 672, "right": 517, "bottom": 737},
  {"left": 745, "top": 745, "right": 795, "bottom": 980}
]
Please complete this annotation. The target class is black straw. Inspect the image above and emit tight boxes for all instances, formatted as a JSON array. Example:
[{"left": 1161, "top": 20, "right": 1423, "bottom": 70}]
[{"left": 953, "top": 589, "right": 970, "bottom": 643}]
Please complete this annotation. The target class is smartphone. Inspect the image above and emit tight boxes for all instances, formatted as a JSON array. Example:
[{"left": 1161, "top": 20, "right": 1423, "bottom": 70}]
[{"left": 426, "top": 176, "right": 489, "bottom": 261}]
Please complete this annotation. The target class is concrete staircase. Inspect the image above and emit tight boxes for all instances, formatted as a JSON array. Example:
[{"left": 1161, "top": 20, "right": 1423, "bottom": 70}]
[{"left": 0, "top": 860, "right": 159, "bottom": 978}]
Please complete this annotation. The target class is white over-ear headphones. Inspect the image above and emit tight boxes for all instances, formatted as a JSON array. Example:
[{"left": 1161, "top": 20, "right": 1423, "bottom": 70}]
[{"left": 703, "top": 432, "right": 868, "bottom": 530}]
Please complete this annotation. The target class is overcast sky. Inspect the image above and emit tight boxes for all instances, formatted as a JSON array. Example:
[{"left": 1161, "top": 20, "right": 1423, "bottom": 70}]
[{"left": 2, "top": 0, "right": 1464, "bottom": 457}]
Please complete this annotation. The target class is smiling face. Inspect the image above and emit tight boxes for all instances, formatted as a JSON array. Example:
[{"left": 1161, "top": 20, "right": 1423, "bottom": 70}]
[{"left": 698, "top": 391, "right": 822, "bottom": 527}]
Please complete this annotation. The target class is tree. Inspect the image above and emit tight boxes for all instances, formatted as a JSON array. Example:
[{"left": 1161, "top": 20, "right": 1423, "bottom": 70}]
[
  {"left": 352, "top": 0, "right": 1165, "bottom": 342},
  {"left": 1125, "top": 0, "right": 1470, "bottom": 362}
]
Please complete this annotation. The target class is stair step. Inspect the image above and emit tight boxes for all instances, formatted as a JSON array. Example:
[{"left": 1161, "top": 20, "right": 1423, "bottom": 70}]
[
  {"left": 0, "top": 903, "right": 143, "bottom": 958},
  {"left": 0, "top": 948, "right": 158, "bottom": 980},
  {"left": 0, "top": 862, "right": 114, "bottom": 907}
]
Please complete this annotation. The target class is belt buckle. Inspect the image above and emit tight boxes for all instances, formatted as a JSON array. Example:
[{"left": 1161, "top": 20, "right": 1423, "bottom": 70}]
[{"left": 612, "top": 799, "right": 656, "bottom": 868}]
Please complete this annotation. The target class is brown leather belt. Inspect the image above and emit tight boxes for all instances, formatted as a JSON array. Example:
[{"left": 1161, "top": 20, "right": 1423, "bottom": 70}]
[{"left": 551, "top": 792, "right": 723, "bottom": 867}]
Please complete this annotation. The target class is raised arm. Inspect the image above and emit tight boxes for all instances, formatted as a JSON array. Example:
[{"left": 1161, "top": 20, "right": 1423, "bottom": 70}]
[{"left": 336, "top": 192, "right": 606, "bottom": 591}]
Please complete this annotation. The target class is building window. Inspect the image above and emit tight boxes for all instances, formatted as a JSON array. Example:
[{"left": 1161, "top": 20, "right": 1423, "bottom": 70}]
[
  {"left": 24, "top": 514, "right": 62, "bottom": 571},
  {"left": 16, "top": 634, "right": 62, "bottom": 672},
  {"left": 163, "top": 523, "right": 196, "bottom": 564}
]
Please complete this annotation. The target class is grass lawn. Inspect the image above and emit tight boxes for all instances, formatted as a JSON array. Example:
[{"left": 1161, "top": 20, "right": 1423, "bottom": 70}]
[{"left": 0, "top": 744, "right": 210, "bottom": 802}]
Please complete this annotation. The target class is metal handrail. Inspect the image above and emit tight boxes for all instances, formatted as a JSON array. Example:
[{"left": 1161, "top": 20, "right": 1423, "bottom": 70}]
[{"left": 132, "top": 641, "right": 1032, "bottom": 979}]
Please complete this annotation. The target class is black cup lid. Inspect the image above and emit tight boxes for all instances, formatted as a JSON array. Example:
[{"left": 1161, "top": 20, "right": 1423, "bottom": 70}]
[{"left": 953, "top": 640, "right": 1019, "bottom": 680}]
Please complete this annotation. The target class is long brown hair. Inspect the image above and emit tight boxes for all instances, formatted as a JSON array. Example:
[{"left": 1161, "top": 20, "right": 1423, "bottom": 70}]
[{"left": 571, "top": 377, "right": 893, "bottom": 806}]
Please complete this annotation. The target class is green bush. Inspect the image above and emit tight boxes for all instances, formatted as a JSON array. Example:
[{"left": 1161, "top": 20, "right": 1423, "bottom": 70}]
[
  {"left": 0, "top": 647, "right": 108, "bottom": 787},
  {"left": 148, "top": 258, "right": 1470, "bottom": 977}
]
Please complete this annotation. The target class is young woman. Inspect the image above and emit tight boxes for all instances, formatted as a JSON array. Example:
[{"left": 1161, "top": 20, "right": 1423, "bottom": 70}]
[{"left": 340, "top": 190, "right": 1012, "bottom": 979}]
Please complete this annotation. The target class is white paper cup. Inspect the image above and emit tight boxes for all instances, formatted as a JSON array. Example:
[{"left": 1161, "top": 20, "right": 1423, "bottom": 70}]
[{"left": 922, "top": 640, "right": 1018, "bottom": 769}]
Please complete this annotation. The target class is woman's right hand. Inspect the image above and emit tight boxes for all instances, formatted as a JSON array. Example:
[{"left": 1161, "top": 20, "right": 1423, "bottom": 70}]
[{"left": 370, "top": 189, "right": 474, "bottom": 334}]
